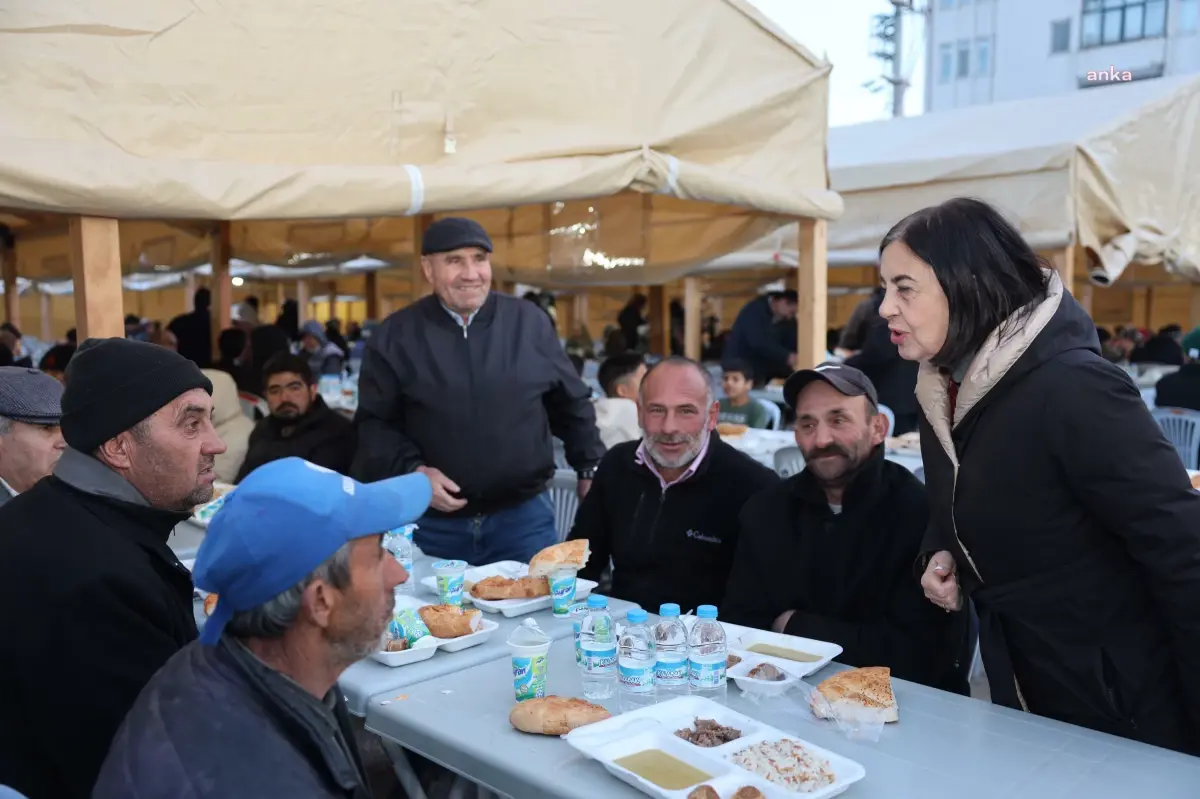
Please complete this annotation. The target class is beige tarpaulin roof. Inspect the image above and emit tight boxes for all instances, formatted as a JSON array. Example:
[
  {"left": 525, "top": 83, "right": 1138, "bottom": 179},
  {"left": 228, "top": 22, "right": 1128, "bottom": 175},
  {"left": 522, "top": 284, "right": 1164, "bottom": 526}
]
[
  {"left": 0, "top": 0, "right": 841, "bottom": 287},
  {"left": 695, "top": 75, "right": 1200, "bottom": 284}
]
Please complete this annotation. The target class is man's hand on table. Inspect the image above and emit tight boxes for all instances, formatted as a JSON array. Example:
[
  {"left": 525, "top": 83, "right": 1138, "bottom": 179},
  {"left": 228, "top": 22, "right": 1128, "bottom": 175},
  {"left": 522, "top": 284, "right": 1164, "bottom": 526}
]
[
  {"left": 772, "top": 610, "right": 795, "bottom": 633},
  {"left": 577, "top": 478, "right": 592, "bottom": 501},
  {"left": 416, "top": 466, "right": 468, "bottom": 512}
]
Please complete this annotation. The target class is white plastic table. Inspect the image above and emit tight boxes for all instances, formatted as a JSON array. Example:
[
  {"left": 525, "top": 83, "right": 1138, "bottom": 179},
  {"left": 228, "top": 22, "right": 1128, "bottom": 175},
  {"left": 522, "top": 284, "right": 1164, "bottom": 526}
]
[
  {"left": 340, "top": 596, "right": 640, "bottom": 717},
  {"left": 366, "top": 636, "right": 1200, "bottom": 799}
]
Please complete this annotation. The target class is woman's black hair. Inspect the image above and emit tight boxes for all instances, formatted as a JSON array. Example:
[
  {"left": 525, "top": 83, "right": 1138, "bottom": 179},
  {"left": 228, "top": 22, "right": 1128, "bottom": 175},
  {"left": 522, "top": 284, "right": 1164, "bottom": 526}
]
[{"left": 879, "top": 197, "right": 1049, "bottom": 370}]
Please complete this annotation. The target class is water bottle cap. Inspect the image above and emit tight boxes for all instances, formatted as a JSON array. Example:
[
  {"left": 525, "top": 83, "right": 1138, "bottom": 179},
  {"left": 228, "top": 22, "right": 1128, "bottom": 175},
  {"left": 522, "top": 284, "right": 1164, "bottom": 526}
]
[
  {"left": 627, "top": 608, "right": 648, "bottom": 624},
  {"left": 658, "top": 603, "right": 680, "bottom": 617},
  {"left": 697, "top": 605, "right": 718, "bottom": 620},
  {"left": 587, "top": 594, "right": 608, "bottom": 609}
]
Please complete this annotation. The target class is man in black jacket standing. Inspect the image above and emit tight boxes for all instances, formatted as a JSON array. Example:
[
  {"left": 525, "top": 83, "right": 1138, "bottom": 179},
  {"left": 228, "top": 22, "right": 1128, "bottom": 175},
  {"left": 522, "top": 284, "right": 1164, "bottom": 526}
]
[
  {"left": 0, "top": 338, "right": 225, "bottom": 798},
  {"left": 569, "top": 357, "right": 778, "bottom": 613},
  {"left": 724, "top": 363, "right": 965, "bottom": 691},
  {"left": 353, "top": 217, "right": 604, "bottom": 564}
]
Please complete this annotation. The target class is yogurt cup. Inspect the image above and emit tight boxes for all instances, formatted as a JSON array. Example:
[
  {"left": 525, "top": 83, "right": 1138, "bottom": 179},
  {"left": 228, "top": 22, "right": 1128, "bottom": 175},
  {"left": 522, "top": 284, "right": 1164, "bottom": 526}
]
[
  {"left": 548, "top": 567, "right": 578, "bottom": 616},
  {"left": 431, "top": 560, "right": 467, "bottom": 607},
  {"left": 507, "top": 620, "right": 551, "bottom": 702}
]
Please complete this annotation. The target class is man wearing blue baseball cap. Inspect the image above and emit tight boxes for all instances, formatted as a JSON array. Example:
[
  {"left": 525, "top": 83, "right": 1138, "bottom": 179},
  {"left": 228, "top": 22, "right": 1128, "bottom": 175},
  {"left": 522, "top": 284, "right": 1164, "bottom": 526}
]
[{"left": 94, "top": 458, "right": 432, "bottom": 799}]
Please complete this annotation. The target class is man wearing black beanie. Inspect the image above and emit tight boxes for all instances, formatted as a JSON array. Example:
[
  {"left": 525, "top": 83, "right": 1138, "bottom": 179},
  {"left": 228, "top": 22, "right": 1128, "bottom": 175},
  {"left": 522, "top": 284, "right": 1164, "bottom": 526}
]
[{"left": 0, "top": 337, "right": 227, "bottom": 799}]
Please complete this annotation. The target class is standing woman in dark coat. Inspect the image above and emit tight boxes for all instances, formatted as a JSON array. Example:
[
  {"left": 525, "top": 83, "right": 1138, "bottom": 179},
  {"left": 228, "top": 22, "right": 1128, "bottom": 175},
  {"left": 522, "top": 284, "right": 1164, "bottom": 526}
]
[{"left": 880, "top": 197, "right": 1200, "bottom": 754}]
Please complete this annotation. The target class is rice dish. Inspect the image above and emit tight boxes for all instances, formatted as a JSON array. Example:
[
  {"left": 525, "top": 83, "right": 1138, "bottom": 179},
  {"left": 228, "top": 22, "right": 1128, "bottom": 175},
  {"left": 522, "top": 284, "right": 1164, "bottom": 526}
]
[{"left": 729, "top": 738, "right": 835, "bottom": 793}]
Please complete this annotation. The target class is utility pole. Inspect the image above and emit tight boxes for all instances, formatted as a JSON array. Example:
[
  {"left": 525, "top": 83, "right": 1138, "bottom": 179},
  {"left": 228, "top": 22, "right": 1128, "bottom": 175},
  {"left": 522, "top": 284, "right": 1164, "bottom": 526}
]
[{"left": 865, "top": 0, "right": 916, "bottom": 118}]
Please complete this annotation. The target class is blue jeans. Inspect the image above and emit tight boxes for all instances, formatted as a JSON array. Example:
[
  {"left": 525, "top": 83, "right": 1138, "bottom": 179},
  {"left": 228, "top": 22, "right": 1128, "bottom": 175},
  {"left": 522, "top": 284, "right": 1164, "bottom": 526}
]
[{"left": 414, "top": 491, "right": 558, "bottom": 565}]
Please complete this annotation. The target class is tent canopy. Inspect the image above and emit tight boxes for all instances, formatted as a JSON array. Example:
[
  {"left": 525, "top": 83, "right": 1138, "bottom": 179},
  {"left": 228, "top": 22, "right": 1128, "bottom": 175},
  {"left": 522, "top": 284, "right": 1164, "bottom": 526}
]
[
  {"left": 696, "top": 75, "right": 1200, "bottom": 284},
  {"left": 0, "top": 0, "right": 841, "bottom": 287}
]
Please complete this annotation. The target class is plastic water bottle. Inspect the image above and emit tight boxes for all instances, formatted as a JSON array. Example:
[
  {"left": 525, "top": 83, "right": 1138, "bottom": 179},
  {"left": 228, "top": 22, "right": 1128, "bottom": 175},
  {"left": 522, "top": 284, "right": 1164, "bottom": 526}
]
[
  {"left": 384, "top": 525, "right": 416, "bottom": 596},
  {"left": 579, "top": 595, "right": 617, "bottom": 700},
  {"left": 688, "top": 605, "right": 727, "bottom": 700},
  {"left": 653, "top": 603, "right": 690, "bottom": 700},
  {"left": 618, "top": 609, "right": 657, "bottom": 711}
]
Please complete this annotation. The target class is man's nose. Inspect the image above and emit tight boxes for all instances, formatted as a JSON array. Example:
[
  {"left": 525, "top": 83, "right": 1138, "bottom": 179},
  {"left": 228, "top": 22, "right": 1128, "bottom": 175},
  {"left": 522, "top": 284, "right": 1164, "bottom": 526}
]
[
  {"left": 813, "top": 424, "right": 835, "bottom": 448},
  {"left": 385, "top": 557, "right": 407, "bottom": 590}
]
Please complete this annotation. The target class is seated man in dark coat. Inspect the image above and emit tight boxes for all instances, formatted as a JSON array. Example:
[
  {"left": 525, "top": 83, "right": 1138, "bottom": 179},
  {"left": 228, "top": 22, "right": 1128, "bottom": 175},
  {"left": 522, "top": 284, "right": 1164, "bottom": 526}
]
[
  {"left": 236, "top": 353, "right": 355, "bottom": 482},
  {"left": 724, "top": 364, "right": 966, "bottom": 692},
  {"left": 95, "top": 458, "right": 432, "bottom": 799},
  {"left": 0, "top": 339, "right": 223, "bottom": 798},
  {"left": 569, "top": 357, "right": 778, "bottom": 614}
]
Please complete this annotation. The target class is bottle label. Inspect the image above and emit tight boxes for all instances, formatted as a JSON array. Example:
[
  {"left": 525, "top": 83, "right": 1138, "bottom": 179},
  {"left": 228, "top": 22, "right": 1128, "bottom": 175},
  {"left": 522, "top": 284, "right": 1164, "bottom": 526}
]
[
  {"left": 688, "top": 659, "right": 726, "bottom": 689},
  {"left": 436, "top": 574, "right": 464, "bottom": 607},
  {"left": 619, "top": 663, "right": 655, "bottom": 692},
  {"left": 582, "top": 644, "right": 617, "bottom": 674},
  {"left": 654, "top": 656, "right": 688, "bottom": 687}
]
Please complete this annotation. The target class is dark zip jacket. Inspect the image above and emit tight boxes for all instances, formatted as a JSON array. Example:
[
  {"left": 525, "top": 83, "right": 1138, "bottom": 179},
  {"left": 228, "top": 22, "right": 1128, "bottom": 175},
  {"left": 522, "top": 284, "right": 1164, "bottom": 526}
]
[
  {"left": 568, "top": 433, "right": 778, "bottom": 614},
  {"left": 352, "top": 292, "right": 603, "bottom": 516},
  {"left": 918, "top": 274, "right": 1200, "bottom": 754},
  {"left": 724, "top": 452, "right": 966, "bottom": 692}
]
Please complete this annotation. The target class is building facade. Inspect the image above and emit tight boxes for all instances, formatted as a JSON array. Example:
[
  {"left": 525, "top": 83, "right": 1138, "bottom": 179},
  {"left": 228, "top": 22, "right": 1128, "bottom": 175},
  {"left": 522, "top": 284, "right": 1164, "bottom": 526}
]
[{"left": 926, "top": 0, "right": 1200, "bottom": 112}]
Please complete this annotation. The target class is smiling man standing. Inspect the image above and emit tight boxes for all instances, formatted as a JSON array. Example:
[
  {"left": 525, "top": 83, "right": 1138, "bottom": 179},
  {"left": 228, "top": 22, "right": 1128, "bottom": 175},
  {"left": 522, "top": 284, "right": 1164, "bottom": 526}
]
[
  {"left": 353, "top": 217, "right": 604, "bottom": 564},
  {"left": 0, "top": 338, "right": 226, "bottom": 798}
]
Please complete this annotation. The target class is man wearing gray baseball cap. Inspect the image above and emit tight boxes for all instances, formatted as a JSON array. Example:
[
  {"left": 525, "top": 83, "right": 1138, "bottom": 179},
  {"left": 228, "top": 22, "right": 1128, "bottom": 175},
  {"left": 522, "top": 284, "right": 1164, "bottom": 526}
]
[{"left": 0, "top": 366, "right": 65, "bottom": 508}]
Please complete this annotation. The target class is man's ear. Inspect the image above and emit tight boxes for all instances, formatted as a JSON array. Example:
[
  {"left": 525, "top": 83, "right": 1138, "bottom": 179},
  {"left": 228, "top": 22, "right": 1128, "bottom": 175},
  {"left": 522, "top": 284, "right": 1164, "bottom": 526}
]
[
  {"left": 870, "top": 406, "right": 890, "bottom": 443},
  {"left": 96, "top": 431, "right": 136, "bottom": 471},
  {"left": 302, "top": 578, "right": 338, "bottom": 631},
  {"left": 421, "top": 255, "right": 434, "bottom": 285}
]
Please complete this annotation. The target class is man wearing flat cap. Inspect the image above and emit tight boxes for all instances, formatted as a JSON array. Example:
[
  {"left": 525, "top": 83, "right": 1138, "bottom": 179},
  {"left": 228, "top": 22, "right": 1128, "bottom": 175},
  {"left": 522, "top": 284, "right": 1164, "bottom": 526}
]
[
  {"left": 723, "top": 363, "right": 967, "bottom": 692},
  {"left": 0, "top": 338, "right": 227, "bottom": 799},
  {"left": 0, "top": 367, "right": 65, "bottom": 508},
  {"left": 354, "top": 217, "right": 605, "bottom": 564}
]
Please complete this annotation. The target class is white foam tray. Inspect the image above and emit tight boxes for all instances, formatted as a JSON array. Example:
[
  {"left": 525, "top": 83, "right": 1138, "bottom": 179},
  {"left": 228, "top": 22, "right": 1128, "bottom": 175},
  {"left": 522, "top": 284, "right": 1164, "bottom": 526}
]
[
  {"left": 370, "top": 596, "right": 499, "bottom": 667},
  {"left": 420, "top": 561, "right": 596, "bottom": 617},
  {"left": 680, "top": 616, "right": 842, "bottom": 680},
  {"left": 565, "top": 695, "right": 865, "bottom": 799}
]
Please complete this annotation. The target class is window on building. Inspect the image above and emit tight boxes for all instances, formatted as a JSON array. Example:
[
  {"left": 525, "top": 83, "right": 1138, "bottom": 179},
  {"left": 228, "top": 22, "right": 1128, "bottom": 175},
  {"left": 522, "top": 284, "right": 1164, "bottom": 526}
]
[
  {"left": 957, "top": 40, "right": 971, "bottom": 78},
  {"left": 1081, "top": 0, "right": 1169, "bottom": 47},
  {"left": 976, "top": 37, "right": 992, "bottom": 76},
  {"left": 939, "top": 43, "right": 954, "bottom": 83},
  {"left": 1051, "top": 19, "right": 1072, "bottom": 52},
  {"left": 959, "top": 0, "right": 971, "bottom": 6},
  {"left": 939, "top": 0, "right": 954, "bottom": 9},
  {"left": 1182, "top": 0, "right": 1200, "bottom": 32}
]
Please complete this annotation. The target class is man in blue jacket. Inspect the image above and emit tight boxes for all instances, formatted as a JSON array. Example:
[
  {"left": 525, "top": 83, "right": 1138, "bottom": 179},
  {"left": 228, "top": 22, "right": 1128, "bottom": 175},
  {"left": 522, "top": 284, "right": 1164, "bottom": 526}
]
[{"left": 722, "top": 290, "right": 798, "bottom": 383}]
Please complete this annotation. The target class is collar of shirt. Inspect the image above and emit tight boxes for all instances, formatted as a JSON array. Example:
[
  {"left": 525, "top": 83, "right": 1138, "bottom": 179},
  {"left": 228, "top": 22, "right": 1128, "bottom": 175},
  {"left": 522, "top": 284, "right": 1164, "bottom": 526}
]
[
  {"left": 439, "top": 298, "right": 480, "bottom": 330},
  {"left": 0, "top": 474, "right": 16, "bottom": 498},
  {"left": 634, "top": 432, "right": 712, "bottom": 491}
]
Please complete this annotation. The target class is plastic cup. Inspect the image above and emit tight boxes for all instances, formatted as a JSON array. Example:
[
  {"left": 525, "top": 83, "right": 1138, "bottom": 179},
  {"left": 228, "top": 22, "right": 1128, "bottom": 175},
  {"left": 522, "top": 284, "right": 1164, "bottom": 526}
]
[
  {"left": 549, "top": 567, "right": 578, "bottom": 616},
  {"left": 507, "top": 622, "right": 551, "bottom": 702},
  {"left": 431, "top": 560, "right": 467, "bottom": 607}
]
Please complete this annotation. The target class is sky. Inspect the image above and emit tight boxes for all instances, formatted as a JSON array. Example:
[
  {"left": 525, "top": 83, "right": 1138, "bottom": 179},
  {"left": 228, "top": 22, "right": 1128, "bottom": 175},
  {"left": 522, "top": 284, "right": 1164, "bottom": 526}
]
[{"left": 746, "top": 0, "right": 927, "bottom": 126}]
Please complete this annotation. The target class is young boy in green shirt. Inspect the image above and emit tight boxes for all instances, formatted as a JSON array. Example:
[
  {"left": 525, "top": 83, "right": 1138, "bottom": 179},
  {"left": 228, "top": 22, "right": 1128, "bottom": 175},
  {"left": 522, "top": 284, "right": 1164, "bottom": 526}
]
[{"left": 718, "top": 360, "right": 771, "bottom": 429}]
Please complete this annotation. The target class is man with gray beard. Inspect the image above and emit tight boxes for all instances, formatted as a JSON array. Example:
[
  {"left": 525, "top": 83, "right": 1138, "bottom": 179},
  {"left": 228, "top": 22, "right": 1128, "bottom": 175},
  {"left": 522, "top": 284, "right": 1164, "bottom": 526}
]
[
  {"left": 569, "top": 356, "right": 778, "bottom": 614},
  {"left": 95, "top": 458, "right": 431, "bottom": 799},
  {"left": 0, "top": 338, "right": 225, "bottom": 798}
]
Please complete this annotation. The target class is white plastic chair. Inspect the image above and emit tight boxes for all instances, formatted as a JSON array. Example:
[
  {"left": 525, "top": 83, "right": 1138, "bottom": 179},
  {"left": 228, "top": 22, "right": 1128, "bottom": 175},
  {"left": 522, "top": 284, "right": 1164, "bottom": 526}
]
[
  {"left": 878, "top": 404, "right": 895, "bottom": 437},
  {"left": 1151, "top": 407, "right": 1200, "bottom": 470},
  {"left": 755, "top": 398, "right": 782, "bottom": 431},
  {"left": 773, "top": 446, "right": 805, "bottom": 478},
  {"left": 549, "top": 469, "right": 580, "bottom": 541},
  {"left": 237, "top": 392, "right": 269, "bottom": 419}
]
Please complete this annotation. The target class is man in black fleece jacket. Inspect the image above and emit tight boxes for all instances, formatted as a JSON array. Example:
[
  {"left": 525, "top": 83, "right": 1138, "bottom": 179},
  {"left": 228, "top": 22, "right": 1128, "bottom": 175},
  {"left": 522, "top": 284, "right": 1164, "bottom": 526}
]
[
  {"left": 569, "top": 357, "right": 778, "bottom": 614},
  {"left": 723, "top": 363, "right": 965, "bottom": 691},
  {"left": 0, "top": 338, "right": 223, "bottom": 798}
]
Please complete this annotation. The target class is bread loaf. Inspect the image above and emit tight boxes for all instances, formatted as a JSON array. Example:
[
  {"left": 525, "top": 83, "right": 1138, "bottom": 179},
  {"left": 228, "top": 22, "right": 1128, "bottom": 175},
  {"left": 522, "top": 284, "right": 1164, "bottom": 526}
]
[
  {"left": 527, "top": 540, "right": 590, "bottom": 578},
  {"left": 508, "top": 696, "right": 610, "bottom": 735},
  {"left": 418, "top": 604, "right": 482, "bottom": 639},
  {"left": 470, "top": 575, "right": 550, "bottom": 600},
  {"left": 810, "top": 666, "right": 898, "bottom": 724},
  {"left": 203, "top": 593, "right": 219, "bottom": 616}
]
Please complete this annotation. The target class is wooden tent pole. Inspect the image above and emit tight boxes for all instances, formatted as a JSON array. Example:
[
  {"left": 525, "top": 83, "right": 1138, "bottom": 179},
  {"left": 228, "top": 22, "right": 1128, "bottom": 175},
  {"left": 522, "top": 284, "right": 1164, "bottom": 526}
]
[
  {"left": 796, "top": 218, "right": 828, "bottom": 369},
  {"left": 683, "top": 277, "right": 702, "bottom": 360},
  {"left": 69, "top": 217, "right": 125, "bottom": 339}
]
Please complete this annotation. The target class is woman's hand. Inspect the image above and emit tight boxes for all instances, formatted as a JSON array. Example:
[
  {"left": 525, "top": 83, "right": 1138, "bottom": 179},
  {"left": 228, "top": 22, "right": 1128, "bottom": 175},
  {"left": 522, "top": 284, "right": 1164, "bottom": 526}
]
[{"left": 921, "top": 550, "right": 963, "bottom": 612}]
